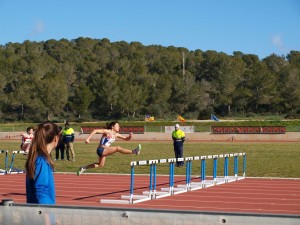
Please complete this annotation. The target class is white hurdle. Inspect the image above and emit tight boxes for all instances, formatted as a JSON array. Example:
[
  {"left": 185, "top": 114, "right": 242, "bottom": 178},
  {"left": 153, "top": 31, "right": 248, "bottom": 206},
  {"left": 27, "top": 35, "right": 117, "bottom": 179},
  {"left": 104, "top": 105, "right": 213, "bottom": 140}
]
[
  {"left": 160, "top": 158, "right": 186, "bottom": 195},
  {"left": 100, "top": 152, "right": 246, "bottom": 204},
  {"left": 8, "top": 151, "right": 26, "bottom": 174}
]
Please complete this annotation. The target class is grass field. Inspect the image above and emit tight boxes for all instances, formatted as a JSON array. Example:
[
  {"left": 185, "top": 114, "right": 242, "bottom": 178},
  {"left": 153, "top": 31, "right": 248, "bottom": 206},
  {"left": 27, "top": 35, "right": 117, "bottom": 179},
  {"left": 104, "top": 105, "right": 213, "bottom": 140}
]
[{"left": 1, "top": 140, "right": 299, "bottom": 178}]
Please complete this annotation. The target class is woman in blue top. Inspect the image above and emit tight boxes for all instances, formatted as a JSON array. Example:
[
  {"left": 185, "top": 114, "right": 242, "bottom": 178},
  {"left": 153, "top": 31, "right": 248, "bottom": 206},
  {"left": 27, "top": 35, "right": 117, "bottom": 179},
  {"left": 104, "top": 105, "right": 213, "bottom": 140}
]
[
  {"left": 77, "top": 121, "right": 141, "bottom": 175},
  {"left": 25, "top": 122, "right": 60, "bottom": 204}
]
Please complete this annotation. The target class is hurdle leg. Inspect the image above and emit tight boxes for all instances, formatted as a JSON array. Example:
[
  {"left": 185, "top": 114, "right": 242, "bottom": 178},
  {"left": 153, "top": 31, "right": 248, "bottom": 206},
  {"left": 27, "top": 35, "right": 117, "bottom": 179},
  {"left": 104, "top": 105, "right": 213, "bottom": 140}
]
[
  {"left": 178, "top": 157, "right": 196, "bottom": 191},
  {"left": 224, "top": 155, "right": 229, "bottom": 183},
  {"left": 234, "top": 155, "right": 238, "bottom": 180},
  {"left": 152, "top": 163, "right": 157, "bottom": 198},
  {"left": 187, "top": 159, "right": 192, "bottom": 190},
  {"left": 185, "top": 160, "right": 189, "bottom": 190},
  {"left": 129, "top": 164, "right": 135, "bottom": 203},
  {"left": 8, "top": 151, "right": 26, "bottom": 174},
  {"left": 149, "top": 164, "right": 153, "bottom": 197},
  {"left": 189, "top": 157, "right": 203, "bottom": 190},
  {"left": 0, "top": 151, "right": 9, "bottom": 175},
  {"left": 169, "top": 161, "right": 174, "bottom": 195},
  {"left": 164, "top": 160, "right": 180, "bottom": 195},
  {"left": 102, "top": 163, "right": 137, "bottom": 204},
  {"left": 148, "top": 163, "right": 158, "bottom": 199},
  {"left": 187, "top": 160, "right": 192, "bottom": 191},
  {"left": 5, "top": 151, "right": 8, "bottom": 174},
  {"left": 8, "top": 153, "right": 16, "bottom": 174},
  {"left": 243, "top": 153, "right": 246, "bottom": 177},
  {"left": 201, "top": 158, "right": 206, "bottom": 187},
  {"left": 144, "top": 160, "right": 169, "bottom": 198},
  {"left": 213, "top": 157, "right": 218, "bottom": 185}
]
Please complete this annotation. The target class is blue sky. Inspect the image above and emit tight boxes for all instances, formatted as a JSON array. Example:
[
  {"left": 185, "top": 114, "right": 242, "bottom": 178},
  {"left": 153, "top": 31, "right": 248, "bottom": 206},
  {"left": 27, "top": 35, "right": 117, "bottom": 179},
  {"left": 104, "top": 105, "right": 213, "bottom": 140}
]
[{"left": 0, "top": 0, "right": 299, "bottom": 59}]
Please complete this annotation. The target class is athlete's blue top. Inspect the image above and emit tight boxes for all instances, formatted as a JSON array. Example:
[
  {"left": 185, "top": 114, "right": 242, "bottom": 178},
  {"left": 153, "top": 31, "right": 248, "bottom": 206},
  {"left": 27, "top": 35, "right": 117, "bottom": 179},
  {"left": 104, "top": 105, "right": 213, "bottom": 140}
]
[
  {"left": 100, "top": 134, "right": 115, "bottom": 147},
  {"left": 26, "top": 155, "right": 55, "bottom": 204}
]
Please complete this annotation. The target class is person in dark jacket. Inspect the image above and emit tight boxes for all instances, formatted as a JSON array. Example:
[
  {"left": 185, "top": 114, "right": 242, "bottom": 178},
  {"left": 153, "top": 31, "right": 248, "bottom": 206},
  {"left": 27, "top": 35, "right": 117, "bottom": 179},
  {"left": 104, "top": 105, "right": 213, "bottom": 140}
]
[{"left": 55, "top": 126, "right": 65, "bottom": 160}]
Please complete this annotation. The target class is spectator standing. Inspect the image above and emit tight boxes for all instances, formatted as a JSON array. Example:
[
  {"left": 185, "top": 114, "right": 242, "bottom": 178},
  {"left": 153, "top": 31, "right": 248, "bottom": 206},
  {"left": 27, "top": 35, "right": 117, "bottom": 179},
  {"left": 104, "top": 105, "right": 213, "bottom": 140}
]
[
  {"left": 55, "top": 126, "right": 65, "bottom": 160},
  {"left": 62, "top": 122, "right": 75, "bottom": 161},
  {"left": 172, "top": 124, "right": 185, "bottom": 167},
  {"left": 25, "top": 122, "right": 60, "bottom": 204}
]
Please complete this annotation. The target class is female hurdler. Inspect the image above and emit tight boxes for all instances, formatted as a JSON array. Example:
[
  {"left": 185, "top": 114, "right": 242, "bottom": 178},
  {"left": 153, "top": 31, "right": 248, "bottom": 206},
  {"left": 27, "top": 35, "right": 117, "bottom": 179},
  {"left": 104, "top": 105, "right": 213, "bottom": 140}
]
[
  {"left": 21, "top": 127, "right": 34, "bottom": 154},
  {"left": 77, "top": 121, "right": 141, "bottom": 175}
]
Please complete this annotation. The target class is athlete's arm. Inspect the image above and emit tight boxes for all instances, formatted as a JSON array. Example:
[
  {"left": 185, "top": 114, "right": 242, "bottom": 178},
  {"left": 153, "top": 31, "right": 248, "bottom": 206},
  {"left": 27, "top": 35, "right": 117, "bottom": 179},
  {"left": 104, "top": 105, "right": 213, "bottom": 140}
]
[
  {"left": 117, "top": 132, "right": 132, "bottom": 141},
  {"left": 85, "top": 129, "right": 108, "bottom": 144}
]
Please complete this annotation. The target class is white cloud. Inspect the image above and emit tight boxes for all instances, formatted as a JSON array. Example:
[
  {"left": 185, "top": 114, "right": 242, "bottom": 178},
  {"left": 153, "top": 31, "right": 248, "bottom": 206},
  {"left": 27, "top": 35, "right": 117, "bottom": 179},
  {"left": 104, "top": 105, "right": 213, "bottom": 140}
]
[
  {"left": 272, "top": 34, "right": 283, "bottom": 48},
  {"left": 30, "top": 19, "right": 45, "bottom": 36},
  {"left": 271, "top": 34, "right": 289, "bottom": 55}
]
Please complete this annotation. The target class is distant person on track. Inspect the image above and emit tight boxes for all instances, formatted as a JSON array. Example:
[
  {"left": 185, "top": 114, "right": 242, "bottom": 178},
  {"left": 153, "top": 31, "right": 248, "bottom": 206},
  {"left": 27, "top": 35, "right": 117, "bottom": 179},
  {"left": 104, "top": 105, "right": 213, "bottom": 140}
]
[
  {"left": 20, "top": 126, "right": 35, "bottom": 154},
  {"left": 77, "top": 121, "right": 141, "bottom": 176},
  {"left": 25, "top": 121, "right": 60, "bottom": 204},
  {"left": 172, "top": 124, "right": 185, "bottom": 167},
  {"left": 55, "top": 126, "right": 65, "bottom": 161}
]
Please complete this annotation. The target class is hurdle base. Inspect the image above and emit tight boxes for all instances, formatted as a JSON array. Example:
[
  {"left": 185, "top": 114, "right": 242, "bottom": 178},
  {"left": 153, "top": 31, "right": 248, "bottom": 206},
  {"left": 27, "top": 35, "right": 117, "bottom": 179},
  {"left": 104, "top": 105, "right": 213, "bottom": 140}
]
[
  {"left": 142, "top": 191, "right": 171, "bottom": 199},
  {"left": 121, "top": 194, "right": 150, "bottom": 200},
  {"left": 160, "top": 187, "right": 187, "bottom": 195},
  {"left": 176, "top": 184, "right": 189, "bottom": 189},
  {"left": 227, "top": 176, "right": 237, "bottom": 183},
  {"left": 8, "top": 168, "right": 25, "bottom": 174},
  {"left": 161, "top": 187, "right": 185, "bottom": 192},
  {"left": 202, "top": 180, "right": 215, "bottom": 188},
  {"left": 143, "top": 191, "right": 169, "bottom": 196},
  {"left": 0, "top": 169, "right": 7, "bottom": 175},
  {"left": 215, "top": 178, "right": 226, "bottom": 184},
  {"left": 101, "top": 196, "right": 152, "bottom": 204},
  {"left": 100, "top": 199, "right": 131, "bottom": 204},
  {"left": 120, "top": 194, "right": 153, "bottom": 204}
]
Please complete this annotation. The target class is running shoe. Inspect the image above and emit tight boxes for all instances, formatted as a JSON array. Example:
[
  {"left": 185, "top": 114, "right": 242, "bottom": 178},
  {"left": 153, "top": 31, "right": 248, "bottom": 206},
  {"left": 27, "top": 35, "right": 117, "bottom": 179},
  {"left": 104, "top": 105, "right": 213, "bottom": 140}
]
[
  {"left": 77, "top": 167, "right": 86, "bottom": 176},
  {"left": 132, "top": 144, "right": 141, "bottom": 155}
]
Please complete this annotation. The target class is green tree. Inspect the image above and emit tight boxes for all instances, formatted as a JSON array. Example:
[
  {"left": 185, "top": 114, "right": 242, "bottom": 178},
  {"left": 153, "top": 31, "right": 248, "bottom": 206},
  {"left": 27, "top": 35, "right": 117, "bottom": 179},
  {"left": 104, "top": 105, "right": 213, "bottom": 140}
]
[
  {"left": 38, "top": 74, "right": 68, "bottom": 120},
  {"left": 214, "top": 54, "right": 245, "bottom": 115},
  {"left": 70, "top": 85, "right": 94, "bottom": 118},
  {"left": 145, "top": 74, "right": 172, "bottom": 118},
  {"left": 117, "top": 74, "right": 147, "bottom": 118},
  {"left": 239, "top": 54, "right": 278, "bottom": 113}
]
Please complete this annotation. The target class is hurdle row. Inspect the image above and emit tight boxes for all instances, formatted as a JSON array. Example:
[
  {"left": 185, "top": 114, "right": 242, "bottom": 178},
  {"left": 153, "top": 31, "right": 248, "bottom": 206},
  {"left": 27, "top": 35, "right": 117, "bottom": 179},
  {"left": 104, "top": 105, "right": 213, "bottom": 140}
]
[
  {"left": 101, "top": 152, "right": 246, "bottom": 204},
  {"left": 0, "top": 150, "right": 26, "bottom": 175}
]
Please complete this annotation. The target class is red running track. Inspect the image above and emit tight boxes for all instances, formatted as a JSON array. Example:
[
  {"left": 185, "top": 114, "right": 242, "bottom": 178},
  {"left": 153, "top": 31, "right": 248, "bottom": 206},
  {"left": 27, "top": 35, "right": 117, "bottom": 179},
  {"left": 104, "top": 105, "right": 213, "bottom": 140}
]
[{"left": 1, "top": 173, "right": 300, "bottom": 215}]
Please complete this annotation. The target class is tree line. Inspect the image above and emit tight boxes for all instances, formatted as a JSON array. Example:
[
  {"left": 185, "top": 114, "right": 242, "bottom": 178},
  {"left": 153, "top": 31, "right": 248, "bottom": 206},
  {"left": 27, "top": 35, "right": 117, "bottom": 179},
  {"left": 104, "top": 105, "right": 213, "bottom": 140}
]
[{"left": 0, "top": 37, "right": 299, "bottom": 122}]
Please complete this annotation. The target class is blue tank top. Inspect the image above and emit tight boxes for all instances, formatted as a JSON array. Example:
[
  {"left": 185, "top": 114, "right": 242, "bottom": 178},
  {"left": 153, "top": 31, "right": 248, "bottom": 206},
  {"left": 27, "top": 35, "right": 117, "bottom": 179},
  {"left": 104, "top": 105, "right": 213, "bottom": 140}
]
[{"left": 100, "top": 134, "right": 115, "bottom": 147}]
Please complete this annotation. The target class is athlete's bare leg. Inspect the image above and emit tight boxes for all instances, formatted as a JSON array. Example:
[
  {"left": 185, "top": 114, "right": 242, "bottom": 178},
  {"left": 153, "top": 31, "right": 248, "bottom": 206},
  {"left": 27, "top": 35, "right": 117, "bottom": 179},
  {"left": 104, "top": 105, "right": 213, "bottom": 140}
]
[
  {"left": 22, "top": 143, "right": 30, "bottom": 154},
  {"left": 84, "top": 157, "right": 106, "bottom": 169},
  {"left": 102, "top": 146, "right": 133, "bottom": 156},
  {"left": 77, "top": 145, "right": 141, "bottom": 176}
]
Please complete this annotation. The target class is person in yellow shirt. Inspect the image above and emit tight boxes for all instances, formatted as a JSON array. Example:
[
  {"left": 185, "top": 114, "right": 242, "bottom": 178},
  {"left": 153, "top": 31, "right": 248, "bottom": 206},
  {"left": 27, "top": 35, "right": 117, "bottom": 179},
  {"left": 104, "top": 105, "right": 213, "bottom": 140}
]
[
  {"left": 172, "top": 124, "right": 185, "bottom": 167},
  {"left": 62, "top": 122, "right": 75, "bottom": 161}
]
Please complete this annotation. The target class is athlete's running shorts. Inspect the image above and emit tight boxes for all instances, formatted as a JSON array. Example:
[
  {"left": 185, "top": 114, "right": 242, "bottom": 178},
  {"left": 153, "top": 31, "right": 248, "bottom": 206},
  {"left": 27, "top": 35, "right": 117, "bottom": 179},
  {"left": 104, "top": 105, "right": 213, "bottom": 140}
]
[{"left": 96, "top": 147, "right": 105, "bottom": 157}]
